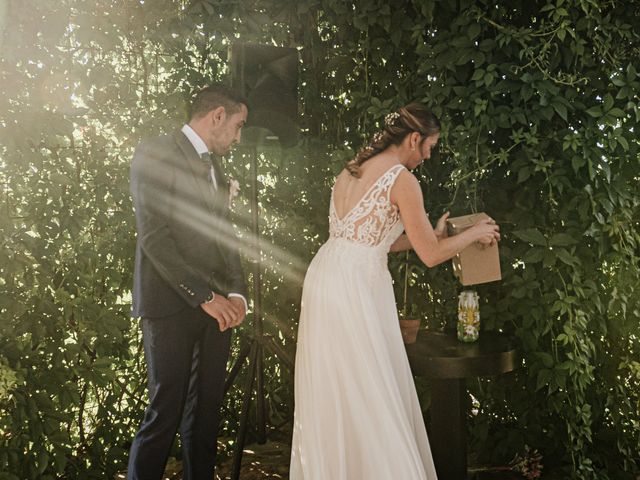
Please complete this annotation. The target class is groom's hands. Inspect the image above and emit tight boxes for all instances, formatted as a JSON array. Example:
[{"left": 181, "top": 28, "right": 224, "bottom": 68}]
[
  {"left": 227, "top": 297, "right": 247, "bottom": 328},
  {"left": 200, "top": 294, "right": 245, "bottom": 332}
]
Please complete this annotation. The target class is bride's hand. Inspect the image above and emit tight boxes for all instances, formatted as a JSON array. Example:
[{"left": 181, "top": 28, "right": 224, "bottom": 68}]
[
  {"left": 433, "top": 212, "right": 450, "bottom": 239},
  {"left": 472, "top": 218, "right": 500, "bottom": 246}
]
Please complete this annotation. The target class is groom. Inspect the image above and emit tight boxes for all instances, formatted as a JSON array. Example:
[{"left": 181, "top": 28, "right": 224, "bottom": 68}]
[{"left": 128, "top": 84, "right": 249, "bottom": 480}]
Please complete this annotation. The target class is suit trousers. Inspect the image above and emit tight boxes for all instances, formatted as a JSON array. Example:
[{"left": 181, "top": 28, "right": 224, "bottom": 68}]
[{"left": 127, "top": 307, "right": 232, "bottom": 480}]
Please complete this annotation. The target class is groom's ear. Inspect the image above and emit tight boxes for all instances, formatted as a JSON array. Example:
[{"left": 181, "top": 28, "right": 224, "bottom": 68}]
[{"left": 210, "top": 106, "right": 226, "bottom": 127}]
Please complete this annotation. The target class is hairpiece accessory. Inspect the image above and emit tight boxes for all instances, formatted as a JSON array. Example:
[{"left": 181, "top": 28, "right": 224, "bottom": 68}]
[
  {"left": 363, "top": 145, "right": 375, "bottom": 154},
  {"left": 372, "top": 131, "right": 384, "bottom": 143},
  {"left": 384, "top": 111, "right": 400, "bottom": 126}
]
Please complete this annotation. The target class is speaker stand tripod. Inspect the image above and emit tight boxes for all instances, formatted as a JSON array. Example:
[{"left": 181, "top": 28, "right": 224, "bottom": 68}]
[{"left": 222, "top": 141, "right": 294, "bottom": 480}]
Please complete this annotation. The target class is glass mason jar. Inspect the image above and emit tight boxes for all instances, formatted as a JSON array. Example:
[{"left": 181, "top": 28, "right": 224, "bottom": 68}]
[{"left": 457, "top": 290, "right": 480, "bottom": 342}]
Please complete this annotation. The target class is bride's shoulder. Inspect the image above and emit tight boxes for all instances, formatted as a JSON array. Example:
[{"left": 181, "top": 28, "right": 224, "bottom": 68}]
[
  {"left": 393, "top": 167, "right": 417, "bottom": 187},
  {"left": 336, "top": 168, "right": 351, "bottom": 179},
  {"left": 333, "top": 168, "right": 350, "bottom": 186},
  {"left": 390, "top": 169, "right": 421, "bottom": 202}
]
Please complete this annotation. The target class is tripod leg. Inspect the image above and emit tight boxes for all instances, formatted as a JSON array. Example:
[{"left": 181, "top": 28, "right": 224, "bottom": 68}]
[
  {"left": 231, "top": 341, "right": 258, "bottom": 480},
  {"left": 224, "top": 341, "right": 252, "bottom": 394},
  {"left": 265, "top": 335, "right": 295, "bottom": 371},
  {"left": 256, "top": 344, "right": 267, "bottom": 444}
]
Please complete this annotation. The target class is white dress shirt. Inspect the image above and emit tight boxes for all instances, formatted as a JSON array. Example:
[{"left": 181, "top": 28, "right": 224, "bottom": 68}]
[{"left": 181, "top": 124, "right": 218, "bottom": 189}]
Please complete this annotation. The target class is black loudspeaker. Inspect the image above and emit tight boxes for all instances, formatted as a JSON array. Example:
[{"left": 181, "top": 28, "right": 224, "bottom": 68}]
[{"left": 231, "top": 43, "right": 299, "bottom": 147}]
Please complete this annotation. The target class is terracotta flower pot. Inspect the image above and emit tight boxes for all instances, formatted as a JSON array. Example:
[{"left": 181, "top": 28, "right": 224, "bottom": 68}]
[{"left": 399, "top": 318, "right": 420, "bottom": 344}]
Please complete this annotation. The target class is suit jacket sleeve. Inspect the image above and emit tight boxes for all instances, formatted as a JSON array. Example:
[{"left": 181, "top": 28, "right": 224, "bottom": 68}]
[{"left": 131, "top": 141, "right": 211, "bottom": 307}]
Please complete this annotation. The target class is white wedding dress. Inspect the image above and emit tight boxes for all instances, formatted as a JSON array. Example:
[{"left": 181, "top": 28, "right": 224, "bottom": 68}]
[{"left": 290, "top": 164, "right": 437, "bottom": 479}]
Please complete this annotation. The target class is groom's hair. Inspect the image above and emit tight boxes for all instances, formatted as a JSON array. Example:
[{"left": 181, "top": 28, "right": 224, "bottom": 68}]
[{"left": 189, "top": 83, "right": 247, "bottom": 120}]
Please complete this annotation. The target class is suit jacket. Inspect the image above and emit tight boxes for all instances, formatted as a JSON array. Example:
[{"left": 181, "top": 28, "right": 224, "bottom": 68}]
[{"left": 130, "top": 130, "right": 247, "bottom": 318}]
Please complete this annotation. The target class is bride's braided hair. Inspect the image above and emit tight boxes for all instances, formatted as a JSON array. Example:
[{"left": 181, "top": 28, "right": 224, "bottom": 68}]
[{"left": 347, "top": 103, "right": 441, "bottom": 177}]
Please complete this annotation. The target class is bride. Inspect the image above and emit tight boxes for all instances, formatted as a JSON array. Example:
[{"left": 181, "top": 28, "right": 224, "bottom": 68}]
[{"left": 289, "top": 103, "right": 500, "bottom": 479}]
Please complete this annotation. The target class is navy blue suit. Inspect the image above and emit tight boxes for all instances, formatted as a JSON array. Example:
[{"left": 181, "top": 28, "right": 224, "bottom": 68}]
[{"left": 128, "top": 130, "right": 247, "bottom": 480}]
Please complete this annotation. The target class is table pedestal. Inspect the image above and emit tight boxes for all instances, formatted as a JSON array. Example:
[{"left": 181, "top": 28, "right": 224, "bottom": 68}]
[
  {"left": 406, "top": 331, "right": 519, "bottom": 480},
  {"left": 430, "top": 378, "right": 467, "bottom": 479}
]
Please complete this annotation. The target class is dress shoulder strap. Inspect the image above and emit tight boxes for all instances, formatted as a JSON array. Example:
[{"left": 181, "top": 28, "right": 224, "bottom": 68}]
[{"left": 381, "top": 164, "right": 407, "bottom": 200}]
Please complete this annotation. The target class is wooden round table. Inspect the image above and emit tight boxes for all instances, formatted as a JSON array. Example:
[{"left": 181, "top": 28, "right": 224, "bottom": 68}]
[{"left": 405, "top": 330, "right": 520, "bottom": 480}]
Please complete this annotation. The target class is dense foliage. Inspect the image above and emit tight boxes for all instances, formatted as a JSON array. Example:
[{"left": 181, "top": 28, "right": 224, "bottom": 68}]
[{"left": 1, "top": 0, "right": 638, "bottom": 478}]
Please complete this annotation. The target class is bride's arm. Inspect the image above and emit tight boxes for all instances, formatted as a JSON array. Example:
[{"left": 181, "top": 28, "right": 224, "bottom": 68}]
[
  {"left": 389, "top": 212, "right": 450, "bottom": 252},
  {"left": 390, "top": 171, "right": 500, "bottom": 267},
  {"left": 389, "top": 234, "right": 412, "bottom": 252}
]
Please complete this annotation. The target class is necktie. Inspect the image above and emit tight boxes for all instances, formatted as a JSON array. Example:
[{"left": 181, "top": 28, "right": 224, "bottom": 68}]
[{"left": 200, "top": 152, "right": 224, "bottom": 190}]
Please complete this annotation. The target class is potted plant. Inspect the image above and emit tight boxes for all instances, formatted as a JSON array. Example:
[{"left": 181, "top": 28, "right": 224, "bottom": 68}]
[{"left": 398, "top": 251, "right": 421, "bottom": 344}]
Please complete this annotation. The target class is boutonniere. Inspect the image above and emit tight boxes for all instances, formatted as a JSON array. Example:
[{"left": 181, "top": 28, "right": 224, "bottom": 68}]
[{"left": 228, "top": 178, "right": 240, "bottom": 208}]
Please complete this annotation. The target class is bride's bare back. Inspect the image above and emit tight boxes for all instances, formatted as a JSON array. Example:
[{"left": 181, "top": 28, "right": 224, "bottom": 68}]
[{"left": 332, "top": 156, "right": 401, "bottom": 220}]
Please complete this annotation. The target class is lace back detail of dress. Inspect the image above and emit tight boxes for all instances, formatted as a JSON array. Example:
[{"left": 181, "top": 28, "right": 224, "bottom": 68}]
[{"left": 329, "top": 164, "right": 405, "bottom": 247}]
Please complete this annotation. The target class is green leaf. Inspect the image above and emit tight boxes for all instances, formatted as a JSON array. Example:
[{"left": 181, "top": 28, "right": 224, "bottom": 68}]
[
  {"left": 609, "top": 107, "right": 625, "bottom": 118},
  {"left": 600, "top": 198, "right": 614, "bottom": 215},
  {"left": 536, "top": 368, "right": 552, "bottom": 390},
  {"left": 611, "top": 76, "right": 626, "bottom": 87},
  {"left": 390, "top": 29, "right": 402, "bottom": 46},
  {"left": 617, "top": 135, "right": 629, "bottom": 151},
  {"left": 524, "top": 247, "right": 545, "bottom": 263},
  {"left": 513, "top": 111, "right": 527, "bottom": 125},
  {"left": 521, "top": 85, "right": 534, "bottom": 101},
  {"left": 557, "top": 248, "right": 579, "bottom": 266},
  {"left": 517, "top": 166, "right": 531, "bottom": 183},
  {"left": 586, "top": 106, "right": 602, "bottom": 117},
  {"left": 473, "top": 51, "right": 486, "bottom": 66},
  {"left": 543, "top": 251, "right": 557, "bottom": 268},
  {"left": 467, "top": 22, "right": 481, "bottom": 40},
  {"left": 550, "top": 233, "right": 578, "bottom": 246},
  {"left": 540, "top": 106, "right": 554, "bottom": 121},
  {"left": 520, "top": 72, "right": 533, "bottom": 83},
  {"left": 36, "top": 451, "right": 49, "bottom": 474},
  {"left": 513, "top": 228, "right": 547, "bottom": 246},
  {"left": 54, "top": 451, "right": 68, "bottom": 474},
  {"left": 553, "top": 102, "right": 568, "bottom": 121},
  {"left": 603, "top": 94, "right": 614, "bottom": 112},
  {"left": 353, "top": 14, "right": 367, "bottom": 31},
  {"left": 537, "top": 351, "right": 555, "bottom": 368},
  {"left": 471, "top": 69, "right": 484, "bottom": 81}
]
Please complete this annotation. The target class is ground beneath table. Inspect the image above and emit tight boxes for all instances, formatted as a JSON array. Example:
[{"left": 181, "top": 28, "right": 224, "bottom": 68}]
[{"left": 117, "top": 438, "right": 552, "bottom": 480}]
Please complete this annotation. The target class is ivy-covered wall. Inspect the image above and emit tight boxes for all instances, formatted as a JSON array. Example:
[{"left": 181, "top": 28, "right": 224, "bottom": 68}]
[{"left": 1, "top": 0, "right": 638, "bottom": 478}]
